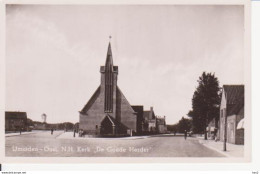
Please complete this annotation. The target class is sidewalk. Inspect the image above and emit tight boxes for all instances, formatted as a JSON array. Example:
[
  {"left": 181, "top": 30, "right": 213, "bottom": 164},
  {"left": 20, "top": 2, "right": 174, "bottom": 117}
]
[
  {"left": 5, "top": 130, "right": 43, "bottom": 137},
  {"left": 56, "top": 132, "right": 150, "bottom": 140},
  {"left": 197, "top": 137, "right": 244, "bottom": 157}
]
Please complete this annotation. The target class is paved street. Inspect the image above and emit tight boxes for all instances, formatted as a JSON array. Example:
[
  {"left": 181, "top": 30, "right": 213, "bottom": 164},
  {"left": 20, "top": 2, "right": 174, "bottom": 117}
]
[{"left": 5, "top": 131, "right": 224, "bottom": 157}]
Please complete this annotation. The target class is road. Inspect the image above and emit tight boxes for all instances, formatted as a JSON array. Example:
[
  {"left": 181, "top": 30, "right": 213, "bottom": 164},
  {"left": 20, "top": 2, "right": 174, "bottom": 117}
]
[{"left": 5, "top": 131, "right": 224, "bottom": 157}]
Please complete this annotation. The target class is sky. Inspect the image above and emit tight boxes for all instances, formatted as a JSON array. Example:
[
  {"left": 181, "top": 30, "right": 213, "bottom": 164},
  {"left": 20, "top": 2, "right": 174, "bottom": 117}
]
[{"left": 5, "top": 5, "right": 244, "bottom": 124}]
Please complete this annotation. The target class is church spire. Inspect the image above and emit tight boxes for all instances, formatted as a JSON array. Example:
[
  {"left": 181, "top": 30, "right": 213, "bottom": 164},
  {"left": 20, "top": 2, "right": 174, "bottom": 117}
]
[
  {"left": 105, "top": 40, "right": 113, "bottom": 68},
  {"left": 104, "top": 39, "right": 114, "bottom": 113}
]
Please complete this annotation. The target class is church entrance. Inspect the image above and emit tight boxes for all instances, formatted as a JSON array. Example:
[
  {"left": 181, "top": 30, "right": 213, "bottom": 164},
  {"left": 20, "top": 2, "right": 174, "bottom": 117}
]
[{"left": 100, "top": 115, "right": 116, "bottom": 135}]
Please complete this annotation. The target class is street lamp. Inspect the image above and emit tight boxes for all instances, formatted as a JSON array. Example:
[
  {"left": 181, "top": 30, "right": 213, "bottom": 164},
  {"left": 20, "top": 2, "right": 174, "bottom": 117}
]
[{"left": 223, "top": 108, "right": 227, "bottom": 151}]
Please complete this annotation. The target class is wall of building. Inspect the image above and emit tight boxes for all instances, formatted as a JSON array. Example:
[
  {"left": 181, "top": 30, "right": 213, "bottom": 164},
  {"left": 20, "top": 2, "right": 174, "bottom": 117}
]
[
  {"left": 5, "top": 115, "right": 27, "bottom": 131},
  {"left": 156, "top": 116, "right": 167, "bottom": 134},
  {"left": 5, "top": 119, "right": 27, "bottom": 131},
  {"left": 157, "top": 125, "right": 167, "bottom": 133},
  {"left": 131, "top": 106, "right": 144, "bottom": 134},
  {"left": 79, "top": 86, "right": 137, "bottom": 134},
  {"left": 148, "top": 120, "right": 156, "bottom": 132},
  {"left": 236, "top": 129, "right": 244, "bottom": 145},
  {"left": 116, "top": 87, "right": 137, "bottom": 132},
  {"left": 79, "top": 88, "right": 106, "bottom": 134},
  {"left": 235, "top": 107, "right": 244, "bottom": 144},
  {"left": 220, "top": 113, "right": 244, "bottom": 145},
  {"left": 227, "top": 115, "right": 236, "bottom": 144}
]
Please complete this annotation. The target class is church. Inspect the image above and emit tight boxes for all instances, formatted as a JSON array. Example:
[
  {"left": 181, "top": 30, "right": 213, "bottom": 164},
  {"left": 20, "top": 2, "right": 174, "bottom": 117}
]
[
  {"left": 79, "top": 42, "right": 138, "bottom": 136},
  {"left": 79, "top": 41, "right": 167, "bottom": 136}
]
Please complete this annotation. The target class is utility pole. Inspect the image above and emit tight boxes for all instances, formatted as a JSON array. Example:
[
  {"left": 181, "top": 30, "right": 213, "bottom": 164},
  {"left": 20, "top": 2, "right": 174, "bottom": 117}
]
[
  {"left": 223, "top": 109, "right": 227, "bottom": 151},
  {"left": 205, "top": 112, "right": 208, "bottom": 140}
]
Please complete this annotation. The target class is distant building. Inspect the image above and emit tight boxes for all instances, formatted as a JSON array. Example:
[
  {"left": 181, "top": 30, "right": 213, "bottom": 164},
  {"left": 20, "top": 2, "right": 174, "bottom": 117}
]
[
  {"left": 33, "top": 121, "right": 47, "bottom": 130},
  {"left": 131, "top": 105, "right": 144, "bottom": 135},
  {"left": 132, "top": 105, "right": 167, "bottom": 134},
  {"left": 5, "top": 111, "right": 27, "bottom": 132},
  {"left": 219, "top": 85, "right": 244, "bottom": 144},
  {"left": 33, "top": 122, "right": 74, "bottom": 131},
  {"left": 143, "top": 107, "right": 156, "bottom": 133},
  {"left": 207, "top": 117, "right": 218, "bottom": 139},
  {"left": 156, "top": 116, "right": 167, "bottom": 134}
]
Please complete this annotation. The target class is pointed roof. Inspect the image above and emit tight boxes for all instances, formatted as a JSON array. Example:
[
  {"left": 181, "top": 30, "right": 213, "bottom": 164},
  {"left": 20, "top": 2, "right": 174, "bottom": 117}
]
[
  {"left": 105, "top": 42, "right": 113, "bottom": 67},
  {"left": 143, "top": 110, "right": 155, "bottom": 120},
  {"left": 223, "top": 85, "right": 244, "bottom": 105},
  {"left": 223, "top": 85, "right": 244, "bottom": 116},
  {"left": 229, "top": 95, "right": 244, "bottom": 115},
  {"left": 105, "top": 114, "right": 115, "bottom": 126},
  {"left": 80, "top": 86, "right": 101, "bottom": 114},
  {"left": 101, "top": 114, "right": 129, "bottom": 130}
]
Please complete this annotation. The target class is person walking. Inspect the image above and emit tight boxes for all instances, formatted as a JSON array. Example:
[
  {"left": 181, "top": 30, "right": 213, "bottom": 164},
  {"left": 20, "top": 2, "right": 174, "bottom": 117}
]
[
  {"left": 184, "top": 130, "right": 187, "bottom": 140},
  {"left": 51, "top": 128, "right": 54, "bottom": 135}
]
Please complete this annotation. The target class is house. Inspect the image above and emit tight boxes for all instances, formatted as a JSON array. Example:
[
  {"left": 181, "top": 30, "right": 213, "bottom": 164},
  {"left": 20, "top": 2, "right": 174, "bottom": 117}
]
[
  {"left": 143, "top": 107, "right": 156, "bottom": 133},
  {"left": 156, "top": 116, "right": 167, "bottom": 134},
  {"left": 207, "top": 117, "right": 218, "bottom": 139},
  {"left": 33, "top": 121, "right": 47, "bottom": 130},
  {"left": 219, "top": 85, "right": 244, "bottom": 144},
  {"left": 131, "top": 105, "right": 144, "bottom": 135},
  {"left": 132, "top": 105, "right": 167, "bottom": 134},
  {"left": 5, "top": 111, "right": 28, "bottom": 132}
]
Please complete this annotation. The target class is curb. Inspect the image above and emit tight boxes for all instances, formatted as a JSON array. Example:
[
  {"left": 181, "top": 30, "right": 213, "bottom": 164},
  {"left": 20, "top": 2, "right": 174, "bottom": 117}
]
[
  {"left": 54, "top": 132, "right": 66, "bottom": 139},
  {"left": 198, "top": 140, "right": 231, "bottom": 157},
  {"left": 5, "top": 131, "right": 39, "bottom": 137},
  {"left": 56, "top": 133, "right": 150, "bottom": 140}
]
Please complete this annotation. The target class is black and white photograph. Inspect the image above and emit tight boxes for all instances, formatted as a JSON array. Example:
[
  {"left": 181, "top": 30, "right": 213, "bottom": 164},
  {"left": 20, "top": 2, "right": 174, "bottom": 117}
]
[{"left": 2, "top": 2, "right": 250, "bottom": 162}]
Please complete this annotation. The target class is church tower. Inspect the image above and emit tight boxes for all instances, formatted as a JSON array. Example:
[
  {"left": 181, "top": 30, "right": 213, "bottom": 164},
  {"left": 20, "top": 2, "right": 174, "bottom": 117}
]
[{"left": 100, "top": 42, "right": 118, "bottom": 118}]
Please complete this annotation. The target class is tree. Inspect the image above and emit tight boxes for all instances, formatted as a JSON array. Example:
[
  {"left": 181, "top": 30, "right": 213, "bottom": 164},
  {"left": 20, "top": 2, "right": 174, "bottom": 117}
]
[
  {"left": 63, "top": 122, "right": 74, "bottom": 131},
  {"left": 178, "top": 117, "right": 192, "bottom": 133},
  {"left": 167, "top": 117, "right": 192, "bottom": 135},
  {"left": 188, "top": 110, "right": 205, "bottom": 134},
  {"left": 191, "top": 72, "right": 220, "bottom": 140},
  {"left": 167, "top": 124, "right": 178, "bottom": 135},
  {"left": 26, "top": 118, "right": 34, "bottom": 127}
]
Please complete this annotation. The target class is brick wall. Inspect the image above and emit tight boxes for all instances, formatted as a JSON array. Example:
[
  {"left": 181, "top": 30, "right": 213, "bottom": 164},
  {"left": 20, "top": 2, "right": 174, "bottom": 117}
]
[
  {"left": 79, "top": 85, "right": 107, "bottom": 133},
  {"left": 79, "top": 86, "right": 137, "bottom": 134},
  {"left": 116, "top": 87, "right": 137, "bottom": 132}
]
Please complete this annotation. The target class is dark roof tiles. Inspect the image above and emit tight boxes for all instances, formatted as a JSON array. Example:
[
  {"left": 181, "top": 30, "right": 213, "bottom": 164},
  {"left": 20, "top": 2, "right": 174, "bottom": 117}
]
[
  {"left": 223, "top": 85, "right": 244, "bottom": 105},
  {"left": 80, "top": 86, "right": 101, "bottom": 114},
  {"left": 223, "top": 85, "right": 244, "bottom": 116}
]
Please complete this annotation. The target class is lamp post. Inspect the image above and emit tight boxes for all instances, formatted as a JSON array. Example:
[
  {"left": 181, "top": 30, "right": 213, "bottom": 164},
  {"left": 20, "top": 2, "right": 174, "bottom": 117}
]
[
  {"left": 205, "top": 112, "right": 208, "bottom": 140},
  {"left": 223, "top": 108, "right": 227, "bottom": 151}
]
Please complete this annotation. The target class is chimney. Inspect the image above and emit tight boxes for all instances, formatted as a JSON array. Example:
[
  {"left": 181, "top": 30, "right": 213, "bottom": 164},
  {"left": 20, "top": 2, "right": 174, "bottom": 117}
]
[{"left": 149, "top": 107, "right": 153, "bottom": 119}]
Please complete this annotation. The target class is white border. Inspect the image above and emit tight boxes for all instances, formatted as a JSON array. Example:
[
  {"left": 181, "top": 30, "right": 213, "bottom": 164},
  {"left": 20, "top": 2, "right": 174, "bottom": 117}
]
[{"left": 0, "top": 0, "right": 253, "bottom": 168}]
